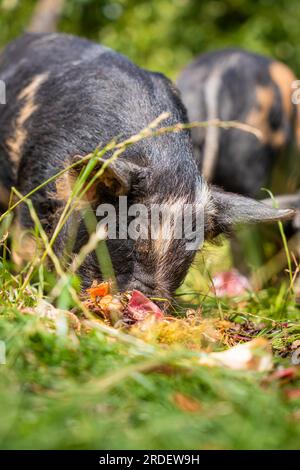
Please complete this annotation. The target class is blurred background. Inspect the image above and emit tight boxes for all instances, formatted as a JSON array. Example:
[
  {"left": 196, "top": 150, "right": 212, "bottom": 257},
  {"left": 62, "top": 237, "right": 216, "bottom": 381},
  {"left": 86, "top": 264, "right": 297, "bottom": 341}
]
[{"left": 1, "top": 0, "right": 300, "bottom": 80}]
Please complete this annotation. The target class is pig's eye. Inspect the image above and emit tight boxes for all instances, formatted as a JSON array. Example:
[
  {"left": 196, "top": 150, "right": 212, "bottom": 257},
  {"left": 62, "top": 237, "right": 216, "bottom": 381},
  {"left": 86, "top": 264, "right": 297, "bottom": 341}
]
[
  {"left": 137, "top": 241, "right": 150, "bottom": 254},
  {"left": 135, "top": 241, "right": 152, "bottom": 262}
]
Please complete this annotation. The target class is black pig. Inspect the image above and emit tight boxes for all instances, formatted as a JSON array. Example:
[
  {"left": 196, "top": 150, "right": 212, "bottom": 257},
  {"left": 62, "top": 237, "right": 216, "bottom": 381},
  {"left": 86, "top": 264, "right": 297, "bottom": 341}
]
[
  {"left": 177, "top": 48, "right": 299, "bottom": 197},
  {"left": 0, "top": 34, "right": 293, "bottom": 299}
]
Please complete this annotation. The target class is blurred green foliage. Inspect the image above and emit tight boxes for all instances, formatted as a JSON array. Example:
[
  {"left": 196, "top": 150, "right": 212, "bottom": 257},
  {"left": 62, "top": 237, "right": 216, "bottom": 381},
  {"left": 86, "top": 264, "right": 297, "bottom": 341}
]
[{"left": 1, "top": 0, "right": 300, "bottom": 79}]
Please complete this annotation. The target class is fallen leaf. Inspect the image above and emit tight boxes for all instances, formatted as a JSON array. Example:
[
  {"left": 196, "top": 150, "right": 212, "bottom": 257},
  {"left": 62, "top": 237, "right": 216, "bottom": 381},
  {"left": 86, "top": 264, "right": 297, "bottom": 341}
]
[
  {"left": 285, "top": 389, "right": 300, "bottom": 401},
  {"left": 265, "top": 367, "right": 297, "bottom": 384},
  {"left": 198, "top": 338, "right": 273, "bottom": 371},
  {"left": 291, "top": 340, "right": 300, "bottom": 350},
  {"left": 291, "top": 410, "right": 300, "bottom": 421},
  {"left": 172, "top": 392, "right": 202, "bottom": 412},
  {"left": 87, "top": 281, "right": 111, "bottom": 300}
]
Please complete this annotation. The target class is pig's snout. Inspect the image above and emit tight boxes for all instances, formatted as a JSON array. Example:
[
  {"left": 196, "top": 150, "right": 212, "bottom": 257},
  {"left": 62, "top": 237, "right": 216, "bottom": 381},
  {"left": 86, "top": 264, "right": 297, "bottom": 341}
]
[
  {"left": 126, "top": 278, "right": 156, "bottom": 297},
  {"left": 123, "top": 274, "right": 171, "bottom": 303}
]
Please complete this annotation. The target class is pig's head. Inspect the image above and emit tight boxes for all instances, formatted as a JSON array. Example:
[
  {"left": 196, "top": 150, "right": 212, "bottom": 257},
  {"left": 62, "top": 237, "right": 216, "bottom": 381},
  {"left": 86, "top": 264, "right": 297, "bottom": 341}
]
[{"left": 76, "top": 156, "right": 294, "bottom": 300}]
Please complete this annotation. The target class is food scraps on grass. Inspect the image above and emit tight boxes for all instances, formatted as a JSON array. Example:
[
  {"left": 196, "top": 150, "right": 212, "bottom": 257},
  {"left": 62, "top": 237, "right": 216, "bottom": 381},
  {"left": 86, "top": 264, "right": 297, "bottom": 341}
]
[
  {"left": 84, "top": 281, "right": 164, "bottom": 326},
  {"left": 83, "top": 282, "right": 277, "bottom": 371},
  {"left": 21, "top": 281, "right": 278, "bottom": 373}
]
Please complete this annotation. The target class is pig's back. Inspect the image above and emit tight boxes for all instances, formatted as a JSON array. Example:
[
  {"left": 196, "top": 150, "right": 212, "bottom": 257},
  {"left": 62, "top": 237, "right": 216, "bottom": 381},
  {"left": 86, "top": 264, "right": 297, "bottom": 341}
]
[
  {"left": 0, "top": 33, "right": 114, "bottom": 202},
  {"left": 177, "top": 49, "right": 274, "bottom": 124},
  {"left": 0, "top": 33, "right": 111, "bottom": 76},
  {"left": 0, "top": 33, "right": 192, "bottom": 207},
  {"left": 177, "top": 48, "right": 297, "bottom": 196}
]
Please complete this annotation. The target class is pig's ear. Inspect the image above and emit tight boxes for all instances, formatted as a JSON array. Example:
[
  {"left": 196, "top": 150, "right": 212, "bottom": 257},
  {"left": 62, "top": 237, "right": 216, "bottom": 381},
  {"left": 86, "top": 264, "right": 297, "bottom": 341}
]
[
  {"left": 212, "top": 189, "right": 295, "bottom": 228},
  {"left": 73, "top": 155, "right": 141, "bottom": 196},
  {"left": 98, "top": 158, "right": 141, "bottom": 195}
]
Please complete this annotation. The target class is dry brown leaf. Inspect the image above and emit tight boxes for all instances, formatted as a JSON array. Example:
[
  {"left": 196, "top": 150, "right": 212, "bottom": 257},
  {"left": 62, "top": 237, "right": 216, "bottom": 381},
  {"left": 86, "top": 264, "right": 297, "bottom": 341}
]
[
  {"left": 291, "top": 340, "right": 300, "bottom": 350},
  {"left": 172, "top": 392, "right": 202, "bottom": 413},
  {"left": 264, "top": 367, "right": 298, "bottom": 384},
  {"left": 284, "top": 389, "right": 300, "bottom": 401}
]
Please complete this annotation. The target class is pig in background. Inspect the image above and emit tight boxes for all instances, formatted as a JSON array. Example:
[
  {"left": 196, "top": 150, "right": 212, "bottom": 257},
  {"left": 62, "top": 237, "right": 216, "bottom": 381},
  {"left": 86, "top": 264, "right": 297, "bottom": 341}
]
[
  {"left": 177, "top": 48, "right": 300, "bottom": 198},
  {"left": 177, "top": 48, "right": 300, "bottom": 276},
  {"left": 0, "top": 34, "right": 293, "bottom": 301}
]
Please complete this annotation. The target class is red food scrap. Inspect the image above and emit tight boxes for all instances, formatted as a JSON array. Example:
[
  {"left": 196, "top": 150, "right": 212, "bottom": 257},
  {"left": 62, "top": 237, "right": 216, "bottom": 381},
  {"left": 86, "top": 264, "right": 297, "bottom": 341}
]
[{"left": 126, "top": 290, "right": 164, "bottom": 322}]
